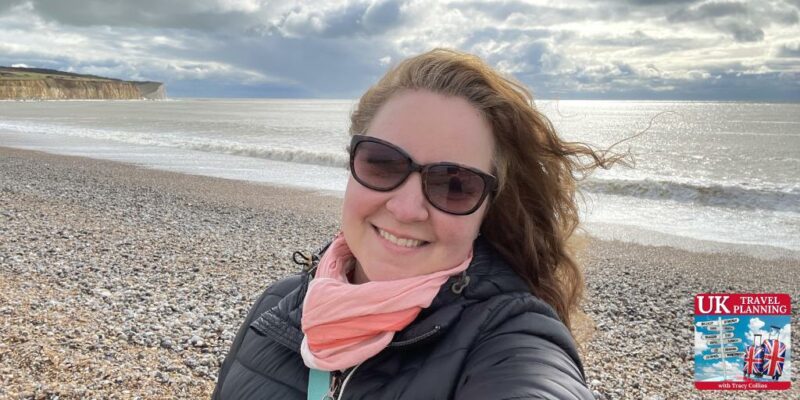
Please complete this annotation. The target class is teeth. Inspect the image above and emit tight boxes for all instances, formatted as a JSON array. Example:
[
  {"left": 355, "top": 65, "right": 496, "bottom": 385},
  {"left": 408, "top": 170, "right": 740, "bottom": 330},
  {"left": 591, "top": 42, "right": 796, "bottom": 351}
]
[{"left": 378, "top": 228, "right": 424, "bottom": 248}]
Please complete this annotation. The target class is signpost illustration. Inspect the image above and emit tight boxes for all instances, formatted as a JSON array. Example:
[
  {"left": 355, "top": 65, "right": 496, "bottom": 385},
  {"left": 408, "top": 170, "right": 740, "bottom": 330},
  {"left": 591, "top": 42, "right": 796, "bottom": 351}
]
[
  {"left": 697, "top": 317, "right": 741, "bottom": 381},
  {"left": 694, "top": 293, "right": 791, "bottom": 391}
]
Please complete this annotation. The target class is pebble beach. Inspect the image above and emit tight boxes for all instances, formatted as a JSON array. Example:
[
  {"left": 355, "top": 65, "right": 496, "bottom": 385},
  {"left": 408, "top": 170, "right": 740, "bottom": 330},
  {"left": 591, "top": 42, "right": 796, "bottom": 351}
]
[{"left": 1, "top": 146, "right": 797, "bottom": 399}]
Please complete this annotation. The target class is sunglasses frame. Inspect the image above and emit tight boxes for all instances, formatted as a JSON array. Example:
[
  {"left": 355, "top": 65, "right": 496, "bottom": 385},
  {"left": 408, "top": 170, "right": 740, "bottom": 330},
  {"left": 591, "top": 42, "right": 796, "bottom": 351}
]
[{"left": 349, "top": 134, "right": 498, "bottom": 215}]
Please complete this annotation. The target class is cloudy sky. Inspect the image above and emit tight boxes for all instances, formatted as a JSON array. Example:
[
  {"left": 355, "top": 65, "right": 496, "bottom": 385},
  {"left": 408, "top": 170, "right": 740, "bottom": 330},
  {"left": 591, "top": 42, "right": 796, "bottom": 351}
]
[{"left": 1, "top": 0, "right": 798, "bottom": 100}]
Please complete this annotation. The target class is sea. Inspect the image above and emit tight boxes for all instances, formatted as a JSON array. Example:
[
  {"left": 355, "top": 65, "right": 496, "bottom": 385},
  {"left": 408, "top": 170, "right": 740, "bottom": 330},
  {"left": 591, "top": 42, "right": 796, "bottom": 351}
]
[{"left": 1, "top": 99, "right": 798, "bottom": 259}]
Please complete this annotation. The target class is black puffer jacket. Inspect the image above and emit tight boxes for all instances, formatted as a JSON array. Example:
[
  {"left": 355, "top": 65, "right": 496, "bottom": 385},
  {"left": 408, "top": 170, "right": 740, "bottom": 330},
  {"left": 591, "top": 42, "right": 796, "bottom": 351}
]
[{"left": 213, "top": 237, "right": 593, "bottom": 399}]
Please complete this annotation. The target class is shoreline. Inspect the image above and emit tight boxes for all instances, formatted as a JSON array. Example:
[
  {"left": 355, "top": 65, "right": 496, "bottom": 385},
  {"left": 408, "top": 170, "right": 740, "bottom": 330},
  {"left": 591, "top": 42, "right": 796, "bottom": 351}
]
[
  {"left": 2, "top": 141, "right": 796, "bottom": 261},
  {"left": 2, "top": 146, "right": 797, "bottom": 399}
]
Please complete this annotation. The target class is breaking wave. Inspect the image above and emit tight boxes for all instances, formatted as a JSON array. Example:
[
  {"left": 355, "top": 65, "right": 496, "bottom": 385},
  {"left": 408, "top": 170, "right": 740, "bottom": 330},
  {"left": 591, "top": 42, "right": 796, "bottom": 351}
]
[
  {"left": 0, "top": 120, "right": 348, "bottom": 168},
  {"left": 582, "top": 178, "right": 799, "bottom": 212}
]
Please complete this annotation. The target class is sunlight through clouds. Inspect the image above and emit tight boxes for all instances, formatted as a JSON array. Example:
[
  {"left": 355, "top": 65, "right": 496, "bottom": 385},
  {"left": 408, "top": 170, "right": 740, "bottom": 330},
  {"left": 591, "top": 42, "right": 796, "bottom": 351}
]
[{"left": 0, "top": 0, "right": 797, "bottom": 99}]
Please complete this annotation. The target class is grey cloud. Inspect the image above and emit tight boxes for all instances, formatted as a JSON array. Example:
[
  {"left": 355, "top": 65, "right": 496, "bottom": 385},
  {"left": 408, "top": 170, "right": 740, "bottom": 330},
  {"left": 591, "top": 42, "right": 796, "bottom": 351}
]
[
  {"left": 669, "top": 71, "right": 800, "bottom": 101},
  {"left": 620, "top": 0, "right": 700, "bottom": 5},
  {"left": 268, "top": 0, "right": 406, "bottom": 39},
  {"left": 526, "top": 64, "right": 800, "bottom": 102},
  {"left": 516, "top": 41, "right": 562, "bottom": 74},
  {"left": 663, "top": 1, "right": 798, "bottom": 42},
  {"left": 362, "top": 0, "right": 403, "bottom": 32},
  {"left": 589, "top": 30, "right": 704, "bottom": 51},
  {"left": 776, "top": 42, "right": 800, "bottom": 57},
  {"left": 449, "top": 0, "right": 536, "bottom": 20},
  {"left": 0, "top": 53, "right": 68, "bottom": 71},
  {"left": 309, "top": 3, "right": 371, "bottom": 37},
  {"left": 322, "top": 0, "right": 404, "bottom": 37},
  {"left": 2, "top": 0, "right": 798, "bottom": 101},
  {"left": 0, "top": 1, "right": 403, "bottom": 97},
  {"left": 596, "top": 0, "right": 798, "bottom": 28},
  {"left": 185, "top": 33, "right": 399, "bottom": 98},
  {"left": 461, "top": 26, "right": 560, "bottom": 49},
  {"left": 450, "top": 0, "right": 585, "bottom": 23},
  {"left": 668, "top": 1, "right": 748, "bottom": 21},
  {"left": 0, "top": 0, "right": 25, "bottom": 13},
  {"left": 718, "top": 20, "right": 764, "bottom": 42},
  {"left": 572, "top": 62, "right": 637, "bottom": 85},
  {"left": 767, "top": 3, "right": 800, "bottom": 24},
  {"left": 168, "top": 79, "right": 312, "bottom": 98},
  {"left": 23, "top": 0, "right": 261, "bottom": 30},
  {"left": 461, "top": 27, "right": 580, "bottom": 77},
  {"left": 458, "top": 26, "right": 568, "bottom": 78},
  {"left": 667, "top": 1, "right": 798, "bottom": 25}
]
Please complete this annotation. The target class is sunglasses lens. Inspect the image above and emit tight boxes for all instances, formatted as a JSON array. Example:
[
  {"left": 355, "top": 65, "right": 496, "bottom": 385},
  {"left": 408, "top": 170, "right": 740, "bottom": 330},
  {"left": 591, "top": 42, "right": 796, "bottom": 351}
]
[
  {"left": 352, "top": 140, "right": 410, "bottom": 190},
  {"left": 425, "top": 165, "right": 486, "bottom": 214}
]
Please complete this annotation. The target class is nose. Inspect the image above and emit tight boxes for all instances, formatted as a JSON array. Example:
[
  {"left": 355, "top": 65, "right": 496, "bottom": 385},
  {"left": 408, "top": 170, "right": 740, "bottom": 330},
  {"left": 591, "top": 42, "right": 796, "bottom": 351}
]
[{"left": 384, "top": 172, "right": 430, "bottom": 222}]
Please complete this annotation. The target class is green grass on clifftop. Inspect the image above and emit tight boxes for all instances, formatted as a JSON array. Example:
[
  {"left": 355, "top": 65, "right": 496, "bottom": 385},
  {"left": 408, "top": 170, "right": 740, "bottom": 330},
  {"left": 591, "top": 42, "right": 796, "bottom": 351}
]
[{"left": 0, "top": 67, "right": 135, "bottom": 82}]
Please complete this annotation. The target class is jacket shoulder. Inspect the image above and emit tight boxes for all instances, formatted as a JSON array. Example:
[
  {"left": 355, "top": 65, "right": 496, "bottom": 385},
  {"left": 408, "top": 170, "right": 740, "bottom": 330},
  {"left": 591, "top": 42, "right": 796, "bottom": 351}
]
[
  {"left": 251, "top": 274, "right": 305, "bottom": 314},
  {"left": 476, "top": 293, "right": 569, "bottom": 346},
  {"left": 457, "top": 293, "right": 592, "bottom": 399}
]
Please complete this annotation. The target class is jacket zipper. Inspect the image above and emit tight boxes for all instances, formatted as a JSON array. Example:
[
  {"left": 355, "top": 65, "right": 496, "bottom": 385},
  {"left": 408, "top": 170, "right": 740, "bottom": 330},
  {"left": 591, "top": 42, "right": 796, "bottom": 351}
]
[
  {"left": 387, "top": 325, "right": 442, "bottom": 348},
  {"left": 322, "top": 370, "right": 342, "bottom": 400},
  {"left": 335, "top": 361, "right": 363, "bottom": 400},
  {"left": 330, "top": 325, "right": 442, "bottom": 399}
]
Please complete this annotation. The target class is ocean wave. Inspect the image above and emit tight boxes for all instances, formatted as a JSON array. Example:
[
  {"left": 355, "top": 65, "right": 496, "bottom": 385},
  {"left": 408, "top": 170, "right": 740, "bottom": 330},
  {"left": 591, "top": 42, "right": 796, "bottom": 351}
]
[
  {"left": 0, "top": 120, "right": 348, "bottom": 168},
  {"left": 582, "top": 178, "right": 800, "bottom": 212},
  {"left": 185, "top": 142, "right": 348, "bottom": 168},
  {"left": 3, "top": 120, "right": 796, "bottom": 211}
]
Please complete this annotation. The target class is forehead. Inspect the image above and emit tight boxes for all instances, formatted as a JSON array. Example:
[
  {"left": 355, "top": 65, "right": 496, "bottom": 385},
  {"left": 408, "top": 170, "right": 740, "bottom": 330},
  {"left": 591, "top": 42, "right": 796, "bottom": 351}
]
[{"left": 365, "top": 90, "right": 494, "bottom": 172}]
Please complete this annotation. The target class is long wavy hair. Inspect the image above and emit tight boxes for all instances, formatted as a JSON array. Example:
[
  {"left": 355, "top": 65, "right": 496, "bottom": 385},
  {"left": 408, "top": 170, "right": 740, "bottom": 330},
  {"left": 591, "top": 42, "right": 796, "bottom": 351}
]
[{"left": 349, "top": 49, "right": 620, "bottom": 331}]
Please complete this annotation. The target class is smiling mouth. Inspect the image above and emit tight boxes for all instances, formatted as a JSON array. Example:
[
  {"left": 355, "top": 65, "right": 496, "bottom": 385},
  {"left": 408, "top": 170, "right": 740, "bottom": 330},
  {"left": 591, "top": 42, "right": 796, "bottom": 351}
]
[{"left": 373, "top": 225, "right": 429, "bottom": 248}]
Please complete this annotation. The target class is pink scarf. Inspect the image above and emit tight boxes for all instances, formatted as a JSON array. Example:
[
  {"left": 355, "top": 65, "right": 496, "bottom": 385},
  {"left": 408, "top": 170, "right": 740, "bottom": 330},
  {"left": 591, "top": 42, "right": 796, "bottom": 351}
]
[{"left": 300, "top": 234, "right": 472, "bottom": 371}]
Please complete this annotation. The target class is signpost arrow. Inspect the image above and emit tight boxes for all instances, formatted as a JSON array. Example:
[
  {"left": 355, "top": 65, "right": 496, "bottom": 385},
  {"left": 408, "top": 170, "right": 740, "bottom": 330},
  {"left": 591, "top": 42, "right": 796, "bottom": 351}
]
[
  {"left": 708, "top": 325, "right": 735, "bottom": 331},
  {"left": 697, "top": 321, "right": 718, "bottom": 327},
  {"left": 703, "top": 351, "right": 745, "bottom": 360},
  {"left": 721, "top": 318, "right": 739, "bottom": 324},
  {"left": 720, "top": 338, "right": 741, "bottom": 344},
  {"left": 703, "top": 332, "right": 734, "bottom": 340},
  {"left": 711, "top": 346, "right": 740, "bottom": 353}
]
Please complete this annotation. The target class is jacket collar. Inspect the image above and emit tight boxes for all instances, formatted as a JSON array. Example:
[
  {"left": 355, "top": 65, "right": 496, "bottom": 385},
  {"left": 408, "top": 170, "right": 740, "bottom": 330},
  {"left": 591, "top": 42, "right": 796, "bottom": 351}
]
[{"left": 250, "top": 236, "right": 538, "bottom": 352}]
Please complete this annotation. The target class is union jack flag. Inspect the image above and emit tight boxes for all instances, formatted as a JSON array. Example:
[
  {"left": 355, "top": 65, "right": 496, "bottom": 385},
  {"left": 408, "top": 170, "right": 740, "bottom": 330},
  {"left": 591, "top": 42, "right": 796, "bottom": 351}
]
[
  {"left": 762, "top": 339, "right": 786, "bottom": 377},
  {"left": 742, "top": 345, "right": 764, "bottom": 375}
]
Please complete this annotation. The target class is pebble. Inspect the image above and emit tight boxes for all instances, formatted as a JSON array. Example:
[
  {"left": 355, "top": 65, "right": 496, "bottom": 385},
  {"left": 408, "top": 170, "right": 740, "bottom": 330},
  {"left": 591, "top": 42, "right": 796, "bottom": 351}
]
[
  {"left": 0, "top": 150, "right": 340, "bottom": 398},
  {"left": 184, "top": 357, "right": 198, "bottom": 369},
  {"left": 189, "top": 335, "right": 205, "bottom": 348},
  {"left": 578, "top": 240, "right": 799, "bottom": 399},
  {"left": 2, "top": 148, "right": 798, "bottom": 399}
]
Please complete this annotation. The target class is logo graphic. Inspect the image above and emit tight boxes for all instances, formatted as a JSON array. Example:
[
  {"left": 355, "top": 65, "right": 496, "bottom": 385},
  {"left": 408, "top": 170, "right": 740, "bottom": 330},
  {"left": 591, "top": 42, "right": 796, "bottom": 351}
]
[{"left": 694, "top": 294, "right": 791, "bottom": 390}]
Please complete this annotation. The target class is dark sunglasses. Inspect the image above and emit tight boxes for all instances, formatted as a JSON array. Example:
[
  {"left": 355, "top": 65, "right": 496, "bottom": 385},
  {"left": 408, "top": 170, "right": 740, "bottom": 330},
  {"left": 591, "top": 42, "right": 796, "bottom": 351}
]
[{"left": 349, "top": 135, "right": 497, "bottom": 215}]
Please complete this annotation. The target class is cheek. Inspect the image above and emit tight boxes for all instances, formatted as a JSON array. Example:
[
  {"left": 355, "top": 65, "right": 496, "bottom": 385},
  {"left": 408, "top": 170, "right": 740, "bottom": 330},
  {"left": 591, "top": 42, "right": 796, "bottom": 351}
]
[
  {"left": 342, "top": 178, "right": 382, "bottom": 233},
  {"left": 342, "top": 179, "right": 364, "bottom": 229},
  {"left": 434, "top": 210, "right": 484, "bottom": 255}
]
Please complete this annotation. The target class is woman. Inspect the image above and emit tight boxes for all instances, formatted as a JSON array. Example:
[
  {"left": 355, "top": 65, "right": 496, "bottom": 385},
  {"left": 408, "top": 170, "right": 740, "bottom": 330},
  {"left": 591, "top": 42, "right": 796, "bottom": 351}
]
[{"left": 214, "top": 49, "right": 609, "bottom": 399}]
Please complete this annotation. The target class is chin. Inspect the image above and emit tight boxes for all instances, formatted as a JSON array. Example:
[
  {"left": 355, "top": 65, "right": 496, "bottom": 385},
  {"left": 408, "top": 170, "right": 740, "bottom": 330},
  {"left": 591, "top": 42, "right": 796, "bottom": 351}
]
[{"left": 362, "top": 257, "right": 418, "bottom": 282}]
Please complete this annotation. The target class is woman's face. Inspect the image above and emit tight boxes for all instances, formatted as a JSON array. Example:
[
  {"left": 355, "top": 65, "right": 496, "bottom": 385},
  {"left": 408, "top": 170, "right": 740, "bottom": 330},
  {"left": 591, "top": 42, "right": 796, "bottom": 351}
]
[{"left": 342, "top": 89, "right": 494, "bottom": 282}]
